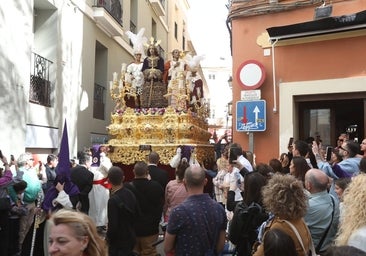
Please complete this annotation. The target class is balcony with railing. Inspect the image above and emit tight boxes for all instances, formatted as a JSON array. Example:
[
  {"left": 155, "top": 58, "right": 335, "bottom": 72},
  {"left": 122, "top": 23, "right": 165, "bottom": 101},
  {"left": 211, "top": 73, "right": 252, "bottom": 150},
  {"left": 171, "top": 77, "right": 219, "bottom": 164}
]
[
  {"left": 130, "top": 20, "right": 136, "bottom": 33},
  {"left": 128, "top": 20, "right": 137, "bottom": 47},
  {"left": 158, "top": 45, "right": 165, "bottom": 60},
  {"left": 149, "top": 0, "right": 165, "bottom": 17},
  {"left": 93, "top": 83, "right": 105, "bottom": 120},
  {"left": 29, "top": 53, "right": 53, "bottom": 107},
  {"left": 93, "top": 0, "right": 124, "bottom": 37}
]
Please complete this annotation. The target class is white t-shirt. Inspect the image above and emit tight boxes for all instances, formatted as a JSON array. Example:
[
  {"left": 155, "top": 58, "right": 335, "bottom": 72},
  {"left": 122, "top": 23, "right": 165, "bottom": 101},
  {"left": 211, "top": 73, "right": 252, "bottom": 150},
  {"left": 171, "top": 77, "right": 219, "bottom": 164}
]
[
  {"left": 237, "top": 155, "right": 253, "bottom": 172},
  {"left": 224, "top": 167, "right": 244, "bottom": 202},
  {"left": 348, "top": 225, "right": 366, "bottom": 252}
]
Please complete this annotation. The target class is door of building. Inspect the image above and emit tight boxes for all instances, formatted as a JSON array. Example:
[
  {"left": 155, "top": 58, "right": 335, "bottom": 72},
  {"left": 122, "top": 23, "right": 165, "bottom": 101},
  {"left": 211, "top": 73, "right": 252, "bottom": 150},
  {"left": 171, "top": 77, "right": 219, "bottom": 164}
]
[{"left": 297, "top": 95, "right": 365, "bottom": 148}]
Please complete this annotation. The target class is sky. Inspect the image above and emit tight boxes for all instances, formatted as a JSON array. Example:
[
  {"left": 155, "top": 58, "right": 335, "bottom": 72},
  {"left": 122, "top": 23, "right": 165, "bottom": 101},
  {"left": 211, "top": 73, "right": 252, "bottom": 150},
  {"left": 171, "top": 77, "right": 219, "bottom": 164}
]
[
  {"left": 187, "top": 0, "right": 233, "bottom": 126},
  {"left": 187, "top": 0, "right": 232, "bottom": 68}
]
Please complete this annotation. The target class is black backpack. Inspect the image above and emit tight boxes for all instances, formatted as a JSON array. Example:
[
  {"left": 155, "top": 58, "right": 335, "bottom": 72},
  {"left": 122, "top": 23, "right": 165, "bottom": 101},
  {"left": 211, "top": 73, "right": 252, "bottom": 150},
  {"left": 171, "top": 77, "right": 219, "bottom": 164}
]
[{"left": 229, "top": 201, "right": 268, "bottom": 255}]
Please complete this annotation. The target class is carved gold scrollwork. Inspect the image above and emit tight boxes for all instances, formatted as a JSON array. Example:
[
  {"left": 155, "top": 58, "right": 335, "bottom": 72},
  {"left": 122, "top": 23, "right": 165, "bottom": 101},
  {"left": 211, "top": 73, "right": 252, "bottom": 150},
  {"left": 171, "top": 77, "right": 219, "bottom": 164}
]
[
  {"left": 107, "top": 144, "right": 215, "bottom": 165},
  {"left": 106, "top": 105, "right": 214, "bottom": 165}
]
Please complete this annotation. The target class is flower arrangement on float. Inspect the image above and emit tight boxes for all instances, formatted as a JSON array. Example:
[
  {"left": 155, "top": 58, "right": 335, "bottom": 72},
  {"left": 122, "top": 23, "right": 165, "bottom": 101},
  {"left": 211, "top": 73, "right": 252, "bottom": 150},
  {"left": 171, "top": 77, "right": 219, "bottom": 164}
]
[{"left": 115, "top": 107, "right": 192, "bottom": 116}]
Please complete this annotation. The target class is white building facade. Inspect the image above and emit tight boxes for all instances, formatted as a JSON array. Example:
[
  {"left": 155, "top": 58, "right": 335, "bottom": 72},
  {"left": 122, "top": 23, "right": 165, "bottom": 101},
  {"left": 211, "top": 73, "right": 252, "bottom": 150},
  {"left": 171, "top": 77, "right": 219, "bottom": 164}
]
[{"left": 0, "top": 0, "right": 195, "bottom": 160}]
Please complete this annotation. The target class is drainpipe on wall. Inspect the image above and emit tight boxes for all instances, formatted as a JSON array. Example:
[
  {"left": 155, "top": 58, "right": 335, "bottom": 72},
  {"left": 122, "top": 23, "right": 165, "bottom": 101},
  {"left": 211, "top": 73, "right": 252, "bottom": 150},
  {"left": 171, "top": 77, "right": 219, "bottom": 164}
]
[{"left": 271, "top": 39, "right": 279, "bottom": 113}]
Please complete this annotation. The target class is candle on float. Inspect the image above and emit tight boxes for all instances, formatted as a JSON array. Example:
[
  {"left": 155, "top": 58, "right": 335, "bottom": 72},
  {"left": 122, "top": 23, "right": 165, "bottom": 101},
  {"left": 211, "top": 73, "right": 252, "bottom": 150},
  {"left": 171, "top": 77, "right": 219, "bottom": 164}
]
[
  {"left": 109, "top": 81, "right": 113, "bottom": 91},
  {"left": 118, "top": 80, "right": 123, "bottom": 90},
  {"left": 121, "top": 63, "right": 127, "bottom": 73},
  {"left": 113, "top": 72, "right": 118, "bottom": 82}
]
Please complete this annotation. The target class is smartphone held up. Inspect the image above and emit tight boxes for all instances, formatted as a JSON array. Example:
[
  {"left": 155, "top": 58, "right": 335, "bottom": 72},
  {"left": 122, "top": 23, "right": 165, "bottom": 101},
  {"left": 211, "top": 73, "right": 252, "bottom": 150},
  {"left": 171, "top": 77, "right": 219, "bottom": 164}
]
[
  {"left": 229, "top": 148, "right": 236, "bottom": 164},
  {"left": 326, "top": 146, "right": 333, "bottom": 162},
  {"left": 288, "top": 137, "right": 294, "bottom": 148}
]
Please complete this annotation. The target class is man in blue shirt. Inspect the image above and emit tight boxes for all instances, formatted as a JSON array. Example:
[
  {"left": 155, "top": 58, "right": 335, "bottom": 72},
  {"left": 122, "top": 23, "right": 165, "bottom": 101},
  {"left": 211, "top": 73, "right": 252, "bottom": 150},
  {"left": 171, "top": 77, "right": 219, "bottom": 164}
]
[
  {"left": 315, "top": 140, "right": 361, "bottom": 179},
  {"left": 164, "top": 165, "right": 227, "bottom": 255},
  {"left": 304, "top": 168, "right": 340, "bottom": 254}
]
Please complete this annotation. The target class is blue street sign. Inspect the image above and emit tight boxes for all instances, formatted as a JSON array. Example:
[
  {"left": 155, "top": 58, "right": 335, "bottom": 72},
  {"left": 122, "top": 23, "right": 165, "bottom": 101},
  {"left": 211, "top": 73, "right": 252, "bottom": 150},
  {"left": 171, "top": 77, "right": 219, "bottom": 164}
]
[{"left": 236, "top": 100, "right": 266, "bottom": 132}]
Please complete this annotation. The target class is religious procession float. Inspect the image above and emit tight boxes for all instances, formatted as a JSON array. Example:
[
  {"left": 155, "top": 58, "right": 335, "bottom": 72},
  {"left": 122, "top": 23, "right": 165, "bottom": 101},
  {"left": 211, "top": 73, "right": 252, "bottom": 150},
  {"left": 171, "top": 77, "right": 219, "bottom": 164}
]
[{"left": 105, "top": 29, "right": 214, "bottom": 171}]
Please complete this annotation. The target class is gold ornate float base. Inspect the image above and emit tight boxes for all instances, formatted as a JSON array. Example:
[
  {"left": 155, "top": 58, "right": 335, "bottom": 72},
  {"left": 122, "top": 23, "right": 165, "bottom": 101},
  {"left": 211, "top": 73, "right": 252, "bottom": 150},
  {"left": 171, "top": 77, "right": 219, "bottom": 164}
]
[
  {"left": 106, "top": 106, "right": 214, "bottom": 165},
  {"left": 107, "top": 144, "right": 214, "bottom": 165}
]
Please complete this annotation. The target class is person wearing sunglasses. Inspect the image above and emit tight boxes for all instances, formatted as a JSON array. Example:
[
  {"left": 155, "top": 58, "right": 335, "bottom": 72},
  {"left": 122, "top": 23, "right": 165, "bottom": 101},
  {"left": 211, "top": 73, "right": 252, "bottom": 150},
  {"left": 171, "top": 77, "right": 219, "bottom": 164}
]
[
  {"left": 333, "top": 141, "right": 361, "bottom": 178},
  {"left": 335, "top": 133, "right": 348, "bottom": 150},
  {"left": 314, "top": 139, "right": 361, "bottom": 179}
]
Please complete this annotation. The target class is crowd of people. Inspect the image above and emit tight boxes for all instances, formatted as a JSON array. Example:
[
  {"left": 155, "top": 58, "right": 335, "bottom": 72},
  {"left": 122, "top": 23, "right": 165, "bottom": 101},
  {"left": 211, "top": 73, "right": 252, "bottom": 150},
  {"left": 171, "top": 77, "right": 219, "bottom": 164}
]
[
  {"left": 2, "top": 29, "right": 366, "bottom": 256},
  {"left": 1, "top": 133, "right": 365, "bottom": 256},
  {"left": 211, "top": 134, "right": 366, "bottom": 256},
  {"left": 0, "top": 145, "right": 224, "bottom": 256}
]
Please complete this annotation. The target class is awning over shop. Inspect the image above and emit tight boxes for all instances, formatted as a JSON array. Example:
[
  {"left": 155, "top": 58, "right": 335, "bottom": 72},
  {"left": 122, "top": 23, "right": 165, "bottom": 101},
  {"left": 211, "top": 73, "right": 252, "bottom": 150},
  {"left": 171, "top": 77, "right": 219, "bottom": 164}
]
[{"left": 267, "top": 10, "right": 366, "bottom": 42}]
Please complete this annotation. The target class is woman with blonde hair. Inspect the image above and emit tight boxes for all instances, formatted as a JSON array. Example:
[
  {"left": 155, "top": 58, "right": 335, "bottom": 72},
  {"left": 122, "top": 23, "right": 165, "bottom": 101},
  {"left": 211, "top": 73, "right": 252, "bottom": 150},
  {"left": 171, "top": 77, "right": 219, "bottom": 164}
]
[
  {"left": 253, "top": 174, "right": 313, "bottom": 256},
  {"left": 48, "top": 209, "right": 107, "bottom": 256},
  {"left": 336, "top": 174, "right": 366, "bottom": 252},
  {"left": 212, "top": 157, "right": 229, "bottom": 208}
]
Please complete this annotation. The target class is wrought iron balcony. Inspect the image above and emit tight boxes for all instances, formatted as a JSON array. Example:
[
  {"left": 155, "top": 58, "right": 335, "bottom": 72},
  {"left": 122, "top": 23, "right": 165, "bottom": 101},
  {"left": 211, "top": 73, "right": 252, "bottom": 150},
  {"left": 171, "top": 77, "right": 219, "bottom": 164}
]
[
  {"left": 29, "top": 53, "right": 53, "bottom": 107},
  {"left": 94, "top": 83, "right": 105, "bottom": 102},
  {"left": 93, "top": 0, "right": 124, "bottom": 37},
  {"left": 93, "top": 83, "right": 105, "bottom": 120},
  {"left": 149, "top": 0, "right": 165, "bottom": 17},
  {"left": 129, "top": 20, "right": 137, "bottom": 47},
  {"left": 158, "top": 45, "right": 165, "bottom": 60}
]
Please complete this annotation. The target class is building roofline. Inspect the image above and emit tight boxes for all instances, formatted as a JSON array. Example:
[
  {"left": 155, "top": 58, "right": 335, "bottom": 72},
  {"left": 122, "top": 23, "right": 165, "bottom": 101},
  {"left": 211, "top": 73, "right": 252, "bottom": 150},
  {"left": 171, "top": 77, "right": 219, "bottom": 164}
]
[{"left": 267, "top": 9, "right": 366, "bottom": 42}]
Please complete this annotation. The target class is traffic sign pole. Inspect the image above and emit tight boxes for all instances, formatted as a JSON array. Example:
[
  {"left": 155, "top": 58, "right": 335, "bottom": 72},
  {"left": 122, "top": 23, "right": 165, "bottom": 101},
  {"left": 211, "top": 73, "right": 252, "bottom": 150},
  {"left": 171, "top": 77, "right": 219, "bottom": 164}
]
[{"left": 249, "top": 132, "right": 254, "bottom": 153}]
